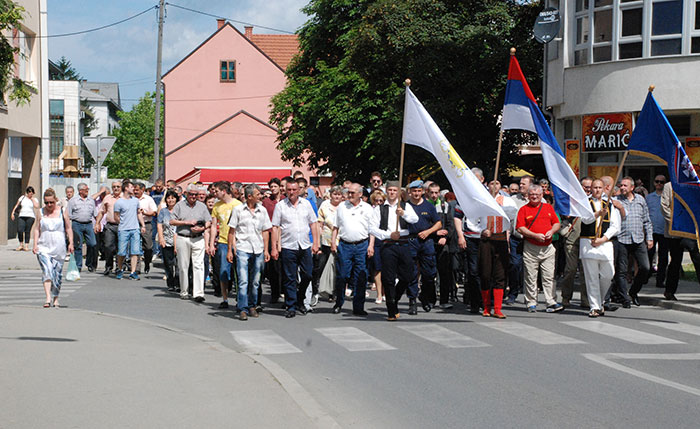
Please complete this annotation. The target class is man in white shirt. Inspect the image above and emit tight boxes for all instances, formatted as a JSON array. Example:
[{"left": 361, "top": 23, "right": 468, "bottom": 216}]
[
  {"left": 580, "top": 179, "right": 621, "bottom": 317},
  {"left": 135, "top": 183, "right": 158, "bottom": 274},
  {"left": 271, "top": 180, "right": 320, "bottom": 318},
  {"left": 330, "top": 183, "right": 375, "bottom": 316},
  {"left": 227, "top": 184, "right": 272, "bottom": 321},
  {"left": 369, "top": 180, "right": 419, "bottom": 321}
]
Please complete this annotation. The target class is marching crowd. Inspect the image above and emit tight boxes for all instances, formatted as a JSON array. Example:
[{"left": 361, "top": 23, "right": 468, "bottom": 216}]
[{"left": 16, "top": 168, "right": 700, "bottom": 319}]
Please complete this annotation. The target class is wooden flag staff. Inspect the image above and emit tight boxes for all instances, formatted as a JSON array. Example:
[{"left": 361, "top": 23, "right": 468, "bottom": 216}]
[
  {"left": 612, "top": 84, "right": 654, "bottom": 190},
  {"left": 494, "top": 47, "right": 517, "bottom": 182},
  {"left": 396, "top": 78, "right": 411, "bottom": 231}
]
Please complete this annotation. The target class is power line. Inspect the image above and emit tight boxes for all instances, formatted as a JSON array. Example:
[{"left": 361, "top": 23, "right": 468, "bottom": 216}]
[
  {"left": 24, "top": 5, "right": 158, "bottom": 39},
  {"left": 121, "top": 94, "right": 276, "bottom": 102},
  {"left": 165, "top": 2, "right": 296, "bottom": 35}
]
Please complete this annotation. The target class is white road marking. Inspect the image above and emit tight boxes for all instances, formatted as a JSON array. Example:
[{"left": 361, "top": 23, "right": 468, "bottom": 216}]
[
  {"left": 399, "top": 324, "right": 490, "bottom": 348},
  {"left": 478, "top": 321, "right": 585, "bottom": 345},
  {"left": 230, "top": 330, "right": 302, "bottom": 355},
  {"left": 315, "top": 327, "right": 396, "bottom": 352},
  {"left": 583, "top": 353, "right": 700, "bottom": 397},
  {"left": 563, "top": 321, "right": 684, "bottom": 344},
  {"left": 642, "top": 321, "right": 700, "bottom": 337}
]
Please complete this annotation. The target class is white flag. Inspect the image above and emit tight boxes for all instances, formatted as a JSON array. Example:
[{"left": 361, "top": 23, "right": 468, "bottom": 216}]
[{"left": 402, "top": 87, "right": 509, "bottom": 227}]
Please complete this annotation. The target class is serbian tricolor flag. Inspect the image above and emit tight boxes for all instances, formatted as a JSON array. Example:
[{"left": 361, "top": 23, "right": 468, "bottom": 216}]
[{"left": 501, "top": 54, "right": 593, "bottom": 219}]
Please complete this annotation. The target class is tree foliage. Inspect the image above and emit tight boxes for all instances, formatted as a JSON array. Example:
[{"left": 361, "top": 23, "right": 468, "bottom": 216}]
[
  {"left": 50, "top": 56, "right": 82, "bottom": 81},
  {"left": 103, "top": 92, "right": 163, "bottom": 179},
  {"left": 271, "top": 0, "right": 542, "bottom": 183},
  {"left": 0, "top": 0, "right": 32, "bottom": 105}
]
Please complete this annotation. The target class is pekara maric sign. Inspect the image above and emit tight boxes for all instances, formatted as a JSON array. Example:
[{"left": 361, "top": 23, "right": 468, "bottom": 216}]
[{"left": 582, "top": 113, "right": 633, "bottom": 152}]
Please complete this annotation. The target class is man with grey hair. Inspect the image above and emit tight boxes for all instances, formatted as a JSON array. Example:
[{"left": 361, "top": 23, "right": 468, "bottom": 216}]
[
  {"left": 170, "top": 183, "right": 212, "bottom": 302},
  {"left": 516, "top": 184, "right": 563, "bottom": 313},
  {"left": 227, "top": 184, "right": 272, "bottom": 320},
  {"left": 68, "top": 182, "right": 97, "bottom": 272}
]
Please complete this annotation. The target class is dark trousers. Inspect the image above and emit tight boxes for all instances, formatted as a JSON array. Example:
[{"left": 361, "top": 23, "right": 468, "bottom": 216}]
[
  {"left": 103, "top": 223, "right": 119, "bottom": 270},
  {"left": 162, "top": 246, "right": 177, "bottom": 289},
  {"left": 436, "top": 244, "right": 455, "bottom": 305},
  {"left": 409, "top": 238, "right": 436, "bottom": 304},
  {"left": 140, "top": 222, "right": 154, "bottom": 272},
  {"left": 665, "top": 237, "right": 700, "bottom": 295},
  {"left": 507, "top": 236, "right": 523, "bottom": 299},
  {"left": 334, "top": 240, "right": 368, "bottom": 311},
  {"left": 280, "top": 247, "right": 313, "bottom": 311},
  {"left": 381, "top": 242, "right": 415, "bottom": 317},
  {"left": 72, "top": 221, "right": 96, "bottom": 271},
  {"left": 647, "top": 233, "right": 669, "bottom": 287},
  {"left": 264, "top": 239, "right": 282, "bottom": 303},
  {"left": 312, "top": 245, "right": 332, "bottom": 295},
  {"left": 479, "top": 239, "right": 509, "bottom": 291},
  {"left": 465, "top": 237, "right": 482, "bottom": 309},
  {"left": 617, "top": 241, "right": 650, "bottom": 300},
  {"left": 17, "top": 216, "right": 34, "bottom": 243}
]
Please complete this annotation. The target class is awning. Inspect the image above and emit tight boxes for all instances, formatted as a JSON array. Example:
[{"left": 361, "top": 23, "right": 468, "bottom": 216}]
[{"left": 198, "top": 167, "right": 292, "bottom": 185}]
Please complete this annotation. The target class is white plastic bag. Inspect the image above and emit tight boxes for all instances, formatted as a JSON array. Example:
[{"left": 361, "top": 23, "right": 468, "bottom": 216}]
[{"left": 65, "top": 253, "right": 80, "bottom": 282}]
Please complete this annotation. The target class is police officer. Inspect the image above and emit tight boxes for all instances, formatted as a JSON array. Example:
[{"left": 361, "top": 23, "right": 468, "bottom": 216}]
[{"left": 406, "top": 180, "right": 442, "bottom": 314}]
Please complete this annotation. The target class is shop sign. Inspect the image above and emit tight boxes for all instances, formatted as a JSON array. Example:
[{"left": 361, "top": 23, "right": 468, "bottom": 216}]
[
  {"left": 686, "top": 137, "right": 700, "bottom": 172},
  {"left": 582, "top": 113, "right": 633, "bottom": 152},
  {"left": 565, "top": 140, "right": 580, "bottom": 178}
]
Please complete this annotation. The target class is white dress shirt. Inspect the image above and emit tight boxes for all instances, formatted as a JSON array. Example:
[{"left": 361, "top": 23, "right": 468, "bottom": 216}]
[
  {"left": 579, "top": 198, "right": 621, "bottom": 261},
  {"left": 228, "top": 202, "right": 273, "bottom": 254},
  {"left": 333, "top": 200, "right": 373, "bottom": 242},
  {"left": 369, "top": 201, "right": 419, "bottom": 241},
  {"left": 138, "top": 194, "right": 158, "bottom": 222},
  {"left": 271, "top": 197, "right": 317, "bottom": 250}
]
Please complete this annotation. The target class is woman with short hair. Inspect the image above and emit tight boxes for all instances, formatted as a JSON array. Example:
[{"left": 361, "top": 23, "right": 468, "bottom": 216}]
[{"left": 10, "top": 186, "right": 39, "bottom": 251}]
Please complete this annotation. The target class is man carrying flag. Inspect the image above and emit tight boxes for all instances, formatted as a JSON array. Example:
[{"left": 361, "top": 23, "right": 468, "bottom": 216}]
[{"left": 626, "top": 87, "right": 700, "bottom": 299}]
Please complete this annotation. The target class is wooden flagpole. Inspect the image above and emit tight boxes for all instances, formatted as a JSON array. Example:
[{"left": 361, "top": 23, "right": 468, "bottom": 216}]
[
  {"left": 612, "top": 85, "right": 654, "bottom": 190},
  {"left": 396, "top": 78, "right": 410, "bottom": 230},
  {"left": 494, "top": 47, "right": 516, "bottom": 182}
]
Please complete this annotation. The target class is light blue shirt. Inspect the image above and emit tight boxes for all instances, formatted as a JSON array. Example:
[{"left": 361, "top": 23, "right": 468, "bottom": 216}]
[
  {"left": 114, "top": 196, "right": 140, "bottom": 231},
  {"left": 646, "top": 191, "right": 665, "bottom": 235}
]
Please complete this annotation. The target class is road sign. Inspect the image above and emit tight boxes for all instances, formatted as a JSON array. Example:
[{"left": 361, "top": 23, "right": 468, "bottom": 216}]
[
  {"left": 533, "top": 7, "right": 561, "bottom": 44},
  {"left": 82, "top": 136, "right": 116, "bottom": 164}
]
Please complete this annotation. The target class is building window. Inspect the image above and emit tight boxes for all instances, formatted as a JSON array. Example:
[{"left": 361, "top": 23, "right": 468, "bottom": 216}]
[
  {"left": 220, "top": 60, "right": 235, "bottom": 82},
  {"left": 18, "top": 31, "right": 35, "bottom": 84},
  {"left": 8, "top": 137, "right": 22, "bottom": 179},
  {"left": 49, "top": 100, "right": 65, "bottom": 161},
  {"left": 573, "top": 0, "right": 700, "bottom": 65}
]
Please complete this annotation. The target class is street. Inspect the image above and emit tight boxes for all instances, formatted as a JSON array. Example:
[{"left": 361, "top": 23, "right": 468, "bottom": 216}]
[{"left": 3, "top": 266, "right": 700, "bottom": 428}]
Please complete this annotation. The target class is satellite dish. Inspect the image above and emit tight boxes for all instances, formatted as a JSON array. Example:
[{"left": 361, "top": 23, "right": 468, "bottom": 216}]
[{"left": 533, "top": 7, "right": 561, "bottom": 44}]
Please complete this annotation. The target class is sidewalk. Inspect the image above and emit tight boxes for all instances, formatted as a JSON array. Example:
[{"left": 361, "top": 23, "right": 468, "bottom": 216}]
[
  {"left": 1, "top": 238, "right": 42, "bottom": 270},
  {"left": 0, "top": 305, "right": 316, "bottom": 428}
]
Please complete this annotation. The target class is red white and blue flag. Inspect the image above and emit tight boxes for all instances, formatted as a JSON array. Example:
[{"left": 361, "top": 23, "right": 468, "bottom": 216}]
[{"left": 501, "top": 55, "right": 593, "bottom": 219}]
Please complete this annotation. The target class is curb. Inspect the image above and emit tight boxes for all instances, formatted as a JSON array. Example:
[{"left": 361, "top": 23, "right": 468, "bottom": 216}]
[
  {"left": 11, "top": 305, "right": 340, "bottom": 429},
  {"left": 640, "top": 297, "right": 700, "bottom": 315}
]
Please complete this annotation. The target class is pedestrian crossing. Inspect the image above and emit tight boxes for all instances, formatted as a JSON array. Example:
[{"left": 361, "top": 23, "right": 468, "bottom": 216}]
[
  {"left": 229, "top": 319, "right": 700, "bottom": 355},
  {"left": 0, "top": 271, "right": 98, "bottom": 306}
]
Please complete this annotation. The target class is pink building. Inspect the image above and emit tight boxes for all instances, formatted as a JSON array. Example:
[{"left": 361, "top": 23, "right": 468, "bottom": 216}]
[{"left": 163, "top": 20, "right": 326, "bottom": 188}]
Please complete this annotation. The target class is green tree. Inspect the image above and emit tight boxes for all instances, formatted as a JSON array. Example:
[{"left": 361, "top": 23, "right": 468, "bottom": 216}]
[
  {"left": 103, "top": 92, "right": 163, "bottom": 179},
  {"left": 0, "top": 0, "right": 32, "bottom": 105},
  {"left": 50, "top": 56, "right": 82, "bottom": 80},
  {"left": 271, "top": 0, "right": 542, "bottom": 183}
]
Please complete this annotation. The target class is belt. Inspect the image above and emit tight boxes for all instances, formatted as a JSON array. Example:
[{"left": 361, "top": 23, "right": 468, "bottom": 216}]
[
  {"left": 107, "top": 222, "right": 119, "bottom": 226},
  {"left": 383, "top": 239, "right": 409, "bottom": 245},
  {"left": 340, "top": 238, "right": 368, "bottom": 245},
  {"left": 177, "top": 233, "right": 202, "bottom": 238},
  {"left": 73, "top": 220, "right": 92, "bottom": 224},
  {"left": 143, "top": 221, "right": 151, "bottom": 224}
]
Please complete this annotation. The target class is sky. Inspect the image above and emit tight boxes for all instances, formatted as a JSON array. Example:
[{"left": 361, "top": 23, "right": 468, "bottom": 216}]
[{"left": 47, "top": 0, "right": 310, "bottom": 110}]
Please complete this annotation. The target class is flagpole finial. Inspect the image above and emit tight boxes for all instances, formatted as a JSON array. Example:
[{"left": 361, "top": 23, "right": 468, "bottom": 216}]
[
  {"left": 404, "top": 78, "right": 411, "bottom": 87},
  {"left": 510, "top": 47, "right": 516, "bottom": 55},
  {"left": 648, "top": 84, "right": 655, "bottom": 92}
]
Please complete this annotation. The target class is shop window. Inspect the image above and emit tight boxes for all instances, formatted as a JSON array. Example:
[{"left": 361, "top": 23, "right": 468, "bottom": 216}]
[
  {"left": 666, "top": 115, "right": 691, "bottom": 136},
  {"left": 220, "top": 60, "right": 235, "bottom": 82}
]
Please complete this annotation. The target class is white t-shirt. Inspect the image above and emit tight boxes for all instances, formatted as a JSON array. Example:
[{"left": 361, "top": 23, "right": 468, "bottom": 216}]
[{"left": 17, "top": 196, "right": 37, "bottom": 218}]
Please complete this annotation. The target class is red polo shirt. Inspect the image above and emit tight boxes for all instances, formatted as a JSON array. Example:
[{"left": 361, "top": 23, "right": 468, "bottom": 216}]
[{"left": 516, "top": 202, "right": 558, "bottom": 246}]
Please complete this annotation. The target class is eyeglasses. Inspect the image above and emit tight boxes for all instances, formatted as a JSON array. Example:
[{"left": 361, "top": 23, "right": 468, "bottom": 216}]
[
  {"left": 655, "top": 180, "right": 665, "bottom": 184},
  {"left": 347, "top": 191, "right": 357, "bottom": 194},
  {"left": 371, "top": 179, "right": 381, "bottom": 183},
  {"left": 44, "top": 201, "right": 55, "bottom": 204}
]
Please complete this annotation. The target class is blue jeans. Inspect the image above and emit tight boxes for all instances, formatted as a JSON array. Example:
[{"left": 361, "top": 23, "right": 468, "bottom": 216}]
[
  {"left": 280, "top": 247, "right": 313, "bottom": 311},
  {"left": 508, "top": 236, "right": 523, "bottom": 299},
  {"left": 334, "top": 240, "right": 369, "bottom": 311},
  {"left": 117, "top": 229, "right": 142, "bottom": 257},
  {"left": 409, "top": 238, "right": 437, "bottom": 305},
  {"left": 72, "top": 221, "right": 96, "bottom": 271},
  {"left": 236, "top": 251, "right": 264, "bottom": 312},
  {"left": 216, "top": 243, "right": 233, "bottom": 289}
]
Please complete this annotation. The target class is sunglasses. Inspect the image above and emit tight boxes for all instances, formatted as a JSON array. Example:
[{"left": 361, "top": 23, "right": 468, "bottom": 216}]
[
  {"left": 655, "top": 180, "right": 665, "bottom": 184},
  {"left": 371, "top": 179, "right": 381, "bottom": 183},
  {"left": 44, "top": 200, "right": 55, "bottom": 204}
]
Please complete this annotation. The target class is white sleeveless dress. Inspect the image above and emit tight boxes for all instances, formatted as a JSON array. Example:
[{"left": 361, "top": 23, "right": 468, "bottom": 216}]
[{"left": 36, "top": 209, "right": 67, "bottom": 261}]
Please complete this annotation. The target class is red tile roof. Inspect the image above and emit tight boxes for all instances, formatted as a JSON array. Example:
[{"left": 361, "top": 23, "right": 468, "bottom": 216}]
[{"left": 249, "top": 34, "right": 299, "bottom": 70}]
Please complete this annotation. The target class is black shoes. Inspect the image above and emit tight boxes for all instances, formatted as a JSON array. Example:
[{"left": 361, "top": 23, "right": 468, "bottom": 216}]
[
  {"left": 285, "top": 310, "right": 296, "bottom": 318},
  {"left": 102, "top": 268, "right": 112, "bottom": 276},
  {"left": 408, "top": 299, "right": 418, "bottom": 316},
  {"left": 297, "top": 307, "right": 308, "bottom": 316},
  {"left": 353, "top": 310, "right": 368, "bottom": 316},
  {"left": 218, "top": 301, "right": 229, "bottom": 309},
  {"left": 332, "top": 306, "right": 341, "bottom": 314},
  {"left": 422, "top": 303, "right": 432, "bottom": 313},
  {"left": 87, "top": 266, "right": 95, "bottom": 273},
  {"left": 193, "top": 296, "right": 205, "bottom": 303},
  {"left": 630, "top": 295, "right": 641, "bottom": 306},
  {"left": 664, "top": 292, "right": 678, "bottom": 301},
  {"left": 622, "top": 301, "right": 631, "bottom": 309}
]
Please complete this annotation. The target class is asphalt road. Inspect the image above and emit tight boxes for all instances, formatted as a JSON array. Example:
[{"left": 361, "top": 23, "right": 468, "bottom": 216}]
[{"left": 5, "top": 267, "right": 700, "bottom": 428}]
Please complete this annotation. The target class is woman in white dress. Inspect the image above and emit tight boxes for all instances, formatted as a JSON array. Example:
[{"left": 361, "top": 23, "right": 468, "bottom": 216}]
[
  {"left": 32, "top": 188, "right": 74, "bottom": 308},
  {"left": 10, "top": 186, "right": 39, "bottom": 251}
]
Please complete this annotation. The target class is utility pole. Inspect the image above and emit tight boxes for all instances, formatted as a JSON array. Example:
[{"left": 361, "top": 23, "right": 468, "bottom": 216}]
[{"left": 152, "top": 0, "right": 165, "bottom": 182}]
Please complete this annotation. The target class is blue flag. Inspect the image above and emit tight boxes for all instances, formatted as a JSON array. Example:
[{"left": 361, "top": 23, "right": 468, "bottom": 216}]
[{"left": 627, "top": 92, "right": 700, "bottom": 241}]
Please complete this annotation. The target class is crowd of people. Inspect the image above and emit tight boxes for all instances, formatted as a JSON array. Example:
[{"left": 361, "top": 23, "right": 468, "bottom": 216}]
[{"left": 17, "top": 168, "right": 700, "bottom": 320}]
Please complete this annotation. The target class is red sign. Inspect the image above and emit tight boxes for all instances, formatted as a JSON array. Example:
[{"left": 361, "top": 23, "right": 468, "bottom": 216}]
[{"left": 582, "top": 113, "right": 633, "bottom": 152}]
